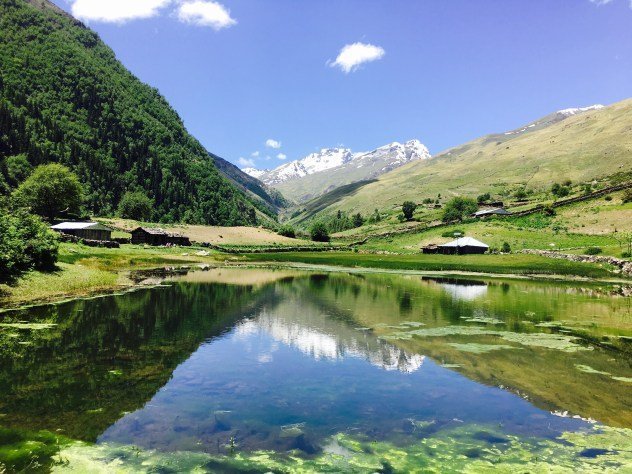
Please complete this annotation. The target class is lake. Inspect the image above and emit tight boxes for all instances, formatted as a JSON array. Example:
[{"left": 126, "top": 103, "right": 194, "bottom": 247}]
[{"left": 0, "top": 267, "right": 631, "bottom": 472}]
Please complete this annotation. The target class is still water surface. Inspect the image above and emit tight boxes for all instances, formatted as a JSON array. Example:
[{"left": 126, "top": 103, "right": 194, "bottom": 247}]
[{"left": 0, "top": 268, "right": 631, "bottom": 471}]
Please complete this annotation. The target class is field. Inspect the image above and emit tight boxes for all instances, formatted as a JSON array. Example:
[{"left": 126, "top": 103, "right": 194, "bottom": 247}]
[
  {"left": 100, "top": 218, "right": 318, "bottom": 246},
  {"left": 239, "top": 252, "right": 618, "bottom": 279}
]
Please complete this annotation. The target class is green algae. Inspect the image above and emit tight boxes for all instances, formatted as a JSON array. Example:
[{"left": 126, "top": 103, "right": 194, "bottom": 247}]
[
  {"left": 47, "top": 423, "right": 632, "bottom": 473},
  {"left": 462, "top": 317, "right": 505, "bottom": 325},
  {"left": 383, "top": 326, "right": 592, "bottom": 353},
  {"left": 0, "top": 322, "right": 56, "bottom": 330},
  {"left": 447, "top": 343, "right": 517, "bottom": 354},
  {"left": 576, "top": 364, "right": 611, "bottom": 376}
]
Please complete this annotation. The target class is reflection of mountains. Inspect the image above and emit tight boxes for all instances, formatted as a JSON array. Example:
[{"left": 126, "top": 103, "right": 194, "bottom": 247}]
[{"left": 241, "top": 297, "right": 425, "bottom": 373}]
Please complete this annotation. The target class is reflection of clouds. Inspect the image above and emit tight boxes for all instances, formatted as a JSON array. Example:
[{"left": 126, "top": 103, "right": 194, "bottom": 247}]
[
  {"left": 257, "top": 353, "right": 273, "bottom": 363},
  {"left": 441, "top": 284, "right": 488, "bottom": 301},
  {"left": 241, "top": 309, "right": 424, "bottom": 374}
]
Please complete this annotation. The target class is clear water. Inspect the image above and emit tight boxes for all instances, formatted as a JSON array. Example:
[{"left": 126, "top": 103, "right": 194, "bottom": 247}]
[{"left": 0, "top": 267, "right": 631, "bottom": 471}]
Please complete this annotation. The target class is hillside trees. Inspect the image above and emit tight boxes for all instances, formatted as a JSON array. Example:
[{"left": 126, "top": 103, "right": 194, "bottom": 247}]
[
  {"left": 0, "top": 0, "right": 261, "bottom": 226},
  {"left": 442, "top": 197, "right": 478, "bottom": 222},
  {"left": 118, "top": 191, "right": 154, "bottom": 221},
  {"left": 402, "top": 201, "right": 417, "bottom": 220},
  {"left": 12, "top": 164, "right": 83, "bottom": 222},
  {"left": 310, "top": 222, "right": 330, "bottom": 242}
]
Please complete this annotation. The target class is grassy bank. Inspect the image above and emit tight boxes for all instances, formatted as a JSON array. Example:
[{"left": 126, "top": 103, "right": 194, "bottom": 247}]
[
  {"left": 0, "top": 243, "right": 221, "bottom": 308},
  {"left": 239, "top": 251, "right": 620, "bottom": 279}
]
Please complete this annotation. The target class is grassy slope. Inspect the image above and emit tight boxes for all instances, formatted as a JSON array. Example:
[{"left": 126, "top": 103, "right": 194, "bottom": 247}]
[{"left": 291, "top": 98, "right": 632, "bottom": 219}]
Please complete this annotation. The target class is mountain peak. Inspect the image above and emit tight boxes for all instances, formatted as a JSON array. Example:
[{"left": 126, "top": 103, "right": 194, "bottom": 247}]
[{"left": 557, "top": 104, "right": 604, "bottom": 117}]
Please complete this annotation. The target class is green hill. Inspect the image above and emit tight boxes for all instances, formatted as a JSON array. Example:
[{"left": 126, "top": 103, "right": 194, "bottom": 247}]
[
  {"left": 290, "top": 99, "right": 632, "bottom": 222},
  {"left": 0, "top": 0, "right": 279, "bottom": 225}
]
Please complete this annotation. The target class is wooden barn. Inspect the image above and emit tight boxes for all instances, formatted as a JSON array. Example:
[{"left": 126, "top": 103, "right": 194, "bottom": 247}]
[
  {"left": 423, "top": 237, "right": 489, "bottom": 255},
  {"left": 131, "top": 227, "right": 191, "bottom": 246},
  {"left": 51, "top": 222, "right": 113, "bottom": 241}
]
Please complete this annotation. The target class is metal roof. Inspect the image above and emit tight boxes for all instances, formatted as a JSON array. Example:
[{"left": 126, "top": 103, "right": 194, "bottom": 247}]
[
  {"left": 440, "top": 237, "right": 489, "bottom": 248},
  {"left": 473, "top": 208, "right": 511, "bottom": 217},
  {"left": 51, "top": 222, "right": 112, "bottom": 231}
]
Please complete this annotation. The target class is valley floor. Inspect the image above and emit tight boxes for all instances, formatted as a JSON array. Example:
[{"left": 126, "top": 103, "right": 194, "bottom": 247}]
[{"left": 1, "top": 241, "right": 629, "bottom": 310}]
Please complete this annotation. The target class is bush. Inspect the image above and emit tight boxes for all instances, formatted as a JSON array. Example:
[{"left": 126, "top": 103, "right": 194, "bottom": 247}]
[
  {"left": 118, "top": 191, "right": 154, "bottom": 221},
  {"left": 0, "top": 207, "right": 59, "bottom": 282},
  {"left": 585, "top": 247, "right": 603, "bottom": 255},
  {"left": 622, "top": 252, "right": 631, "bottom": 259},
  {"left": 310, "top": 222, "right": 330, "bottom": 242},
  {"left": 542, "top": 206, "right": 556, "bottom": 216},
  {"left": 352, "top": 213, "right": 365, "bottom": 228},
  {"left": 551, "top": 183, "right": 570, "bottom": 198},
  {"left": 441, "top": 229, "right": 464, "bottom": 238},
  {"left": 402, "top": 201, "right": 417, "bottom": 220},
  {"left": 278, "top": 225, "right": 296, "bottom": 238},
  {"left": 368, "top": 208, "right": 382, "bottom": 224},
  {"left": 12, "top": 164, "right": 83, "bottom": 222},
  {"left": 622, "top": 189, "right": 632, "bottom": 204},
  {"left": 501, "top": 242, "right": 511, "bottom": 253},
  {"left": 477, "top": 193, "right": 491, "bottom": 204},
  {"left": 605, "top": 195, "right": 613, "bottom": 201},
  {"left": 513, "top": 188, "right": 528, "bottom": 201},
  {"left": 442, "top": 197, "right": 478, "bottom": 222},
  {"left": 582, "top": 183, "right": 592, "bottom": 195}
]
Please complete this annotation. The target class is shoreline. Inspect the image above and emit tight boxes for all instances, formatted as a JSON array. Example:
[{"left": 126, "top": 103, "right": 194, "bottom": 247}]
[{"left": 1, "top": 256, "right": 629, "bottom": 312}]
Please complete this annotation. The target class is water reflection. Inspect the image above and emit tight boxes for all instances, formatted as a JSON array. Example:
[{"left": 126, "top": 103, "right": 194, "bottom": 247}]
[{"left": 0, "top": 267, "right": 630, "bottom": 460}]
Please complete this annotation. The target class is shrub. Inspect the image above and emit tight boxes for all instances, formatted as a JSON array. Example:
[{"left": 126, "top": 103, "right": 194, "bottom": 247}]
[
  {"left": 551, "top": 183, "right": 570, "bottom": 198},
  {"left": 501, "top": 242, "right": 511, "bottom": 253},
  {"left": 622, "top": 252, "right": 631, "bottom": 259},
  {"left": 513, "top": 188, "right": 528, "bottom": 200},
  {"left": 352, "top": 213, "right": 365, "bottom": 228},
  {"left": 442, "top": 197, "right": 478, "bottom": 222},
  {"left": 441, "top": 229, "right": 464, "bottom": 238},
  {"left": 477, "top": 193, "right": 491, "bottom": 204},
  {"left": 12, "top": 164, "right": 83, "bottom": 222},
  {"left": 310, "top": 222, "right": 330, "bottom": 242},
  {"left": 542, "top": 206, "right": 556, "bottom": 216},
  {"left": 278, "top": 225, "right": 296, "bottom": 238},
  {"left": 605, "top": 195, "right": 613, "bottom": 201},
  {"left": 582, "top": 183, "right": 592, "bottom": 195},
  {"left": 0, "top": 207, "right": 59, "bottom": 282},
  {"left": 622, "top": 189, "right": 632, "bottom": 204},
  {"left": 368, "top": 208, "right": 382, "bottom": 224},
  {"left": 585, "top": 247, "right": 603, "bottom": 255},
  {"left": 402, "top": 201, "right": 417, "bottom": 220},
  {"left": 422, "top": 198, "right": 434, "bottom": 205},
  {"left": 118, "top": 191, "right": 154, "bottom": 221}
]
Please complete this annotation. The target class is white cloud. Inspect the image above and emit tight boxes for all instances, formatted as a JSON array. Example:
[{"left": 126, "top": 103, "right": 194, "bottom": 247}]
[
  {"left": 251, "top": 151, "right": 260, "bottom": 157},
  {"left": 70, "top": 0, "right": 171, "bottom": 23},
  {"left": 277, "top": 153, "right": 287, "bottom": 160},
  {"left": 265, "top": 139, "right": 281, "bottom": 149},
  {"left": 177, "top": 1, "right": 236, "bottom": 29},
  {"left": 237, "top": 157, "right": 255, "bottom": 168},
  {"left": 330, "top": 42, "right": 385, "bottom": 73},
  {"left": 588, "top": 0, "right": 613, "bottom": 4}
]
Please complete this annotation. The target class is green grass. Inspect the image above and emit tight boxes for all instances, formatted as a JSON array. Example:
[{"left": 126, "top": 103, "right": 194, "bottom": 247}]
[
  {"left": 0, "top": 243, "right": 221, "bottom": 308},
  {"left": 239, "top": 251, "right": 618, "bottom": 279}
]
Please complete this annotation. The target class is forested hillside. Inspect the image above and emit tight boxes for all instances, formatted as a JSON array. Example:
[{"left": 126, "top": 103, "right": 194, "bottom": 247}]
[{"left": 0, "top": 0, "right": 272, "bottom": 225}]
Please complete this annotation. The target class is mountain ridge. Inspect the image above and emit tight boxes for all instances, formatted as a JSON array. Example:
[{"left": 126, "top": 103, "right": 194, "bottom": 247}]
[
  {"left": 245, "top": 139, "right": 431, "bottom": 202},
  {"left": 289, "top": 100, "right": 631, "bottom": 222}
]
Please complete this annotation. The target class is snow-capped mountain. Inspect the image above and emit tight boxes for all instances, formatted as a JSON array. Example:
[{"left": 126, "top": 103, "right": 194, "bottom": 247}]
[
  {"left": 557, "top": 104, "right": 604, "bottom": 117},
  {"left": 243, "top": 140, "right": 430, "bottom": 200}
]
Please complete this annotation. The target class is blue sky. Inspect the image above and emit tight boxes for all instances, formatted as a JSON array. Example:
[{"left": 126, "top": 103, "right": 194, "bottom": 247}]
[{"left": 54, "top": 0, "right": 632, "bottom": 169}]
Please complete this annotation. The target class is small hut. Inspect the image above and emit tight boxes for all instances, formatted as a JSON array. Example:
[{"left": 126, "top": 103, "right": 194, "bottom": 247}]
[
  {"left": 51, "top": 222, "right": 113, "bottom": 241},
  {"left": 438, "top": 237, "right": 489, "bottom": 255},
  {"left": 131, "top": 227, "right": 191, "bottom": 246}
]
